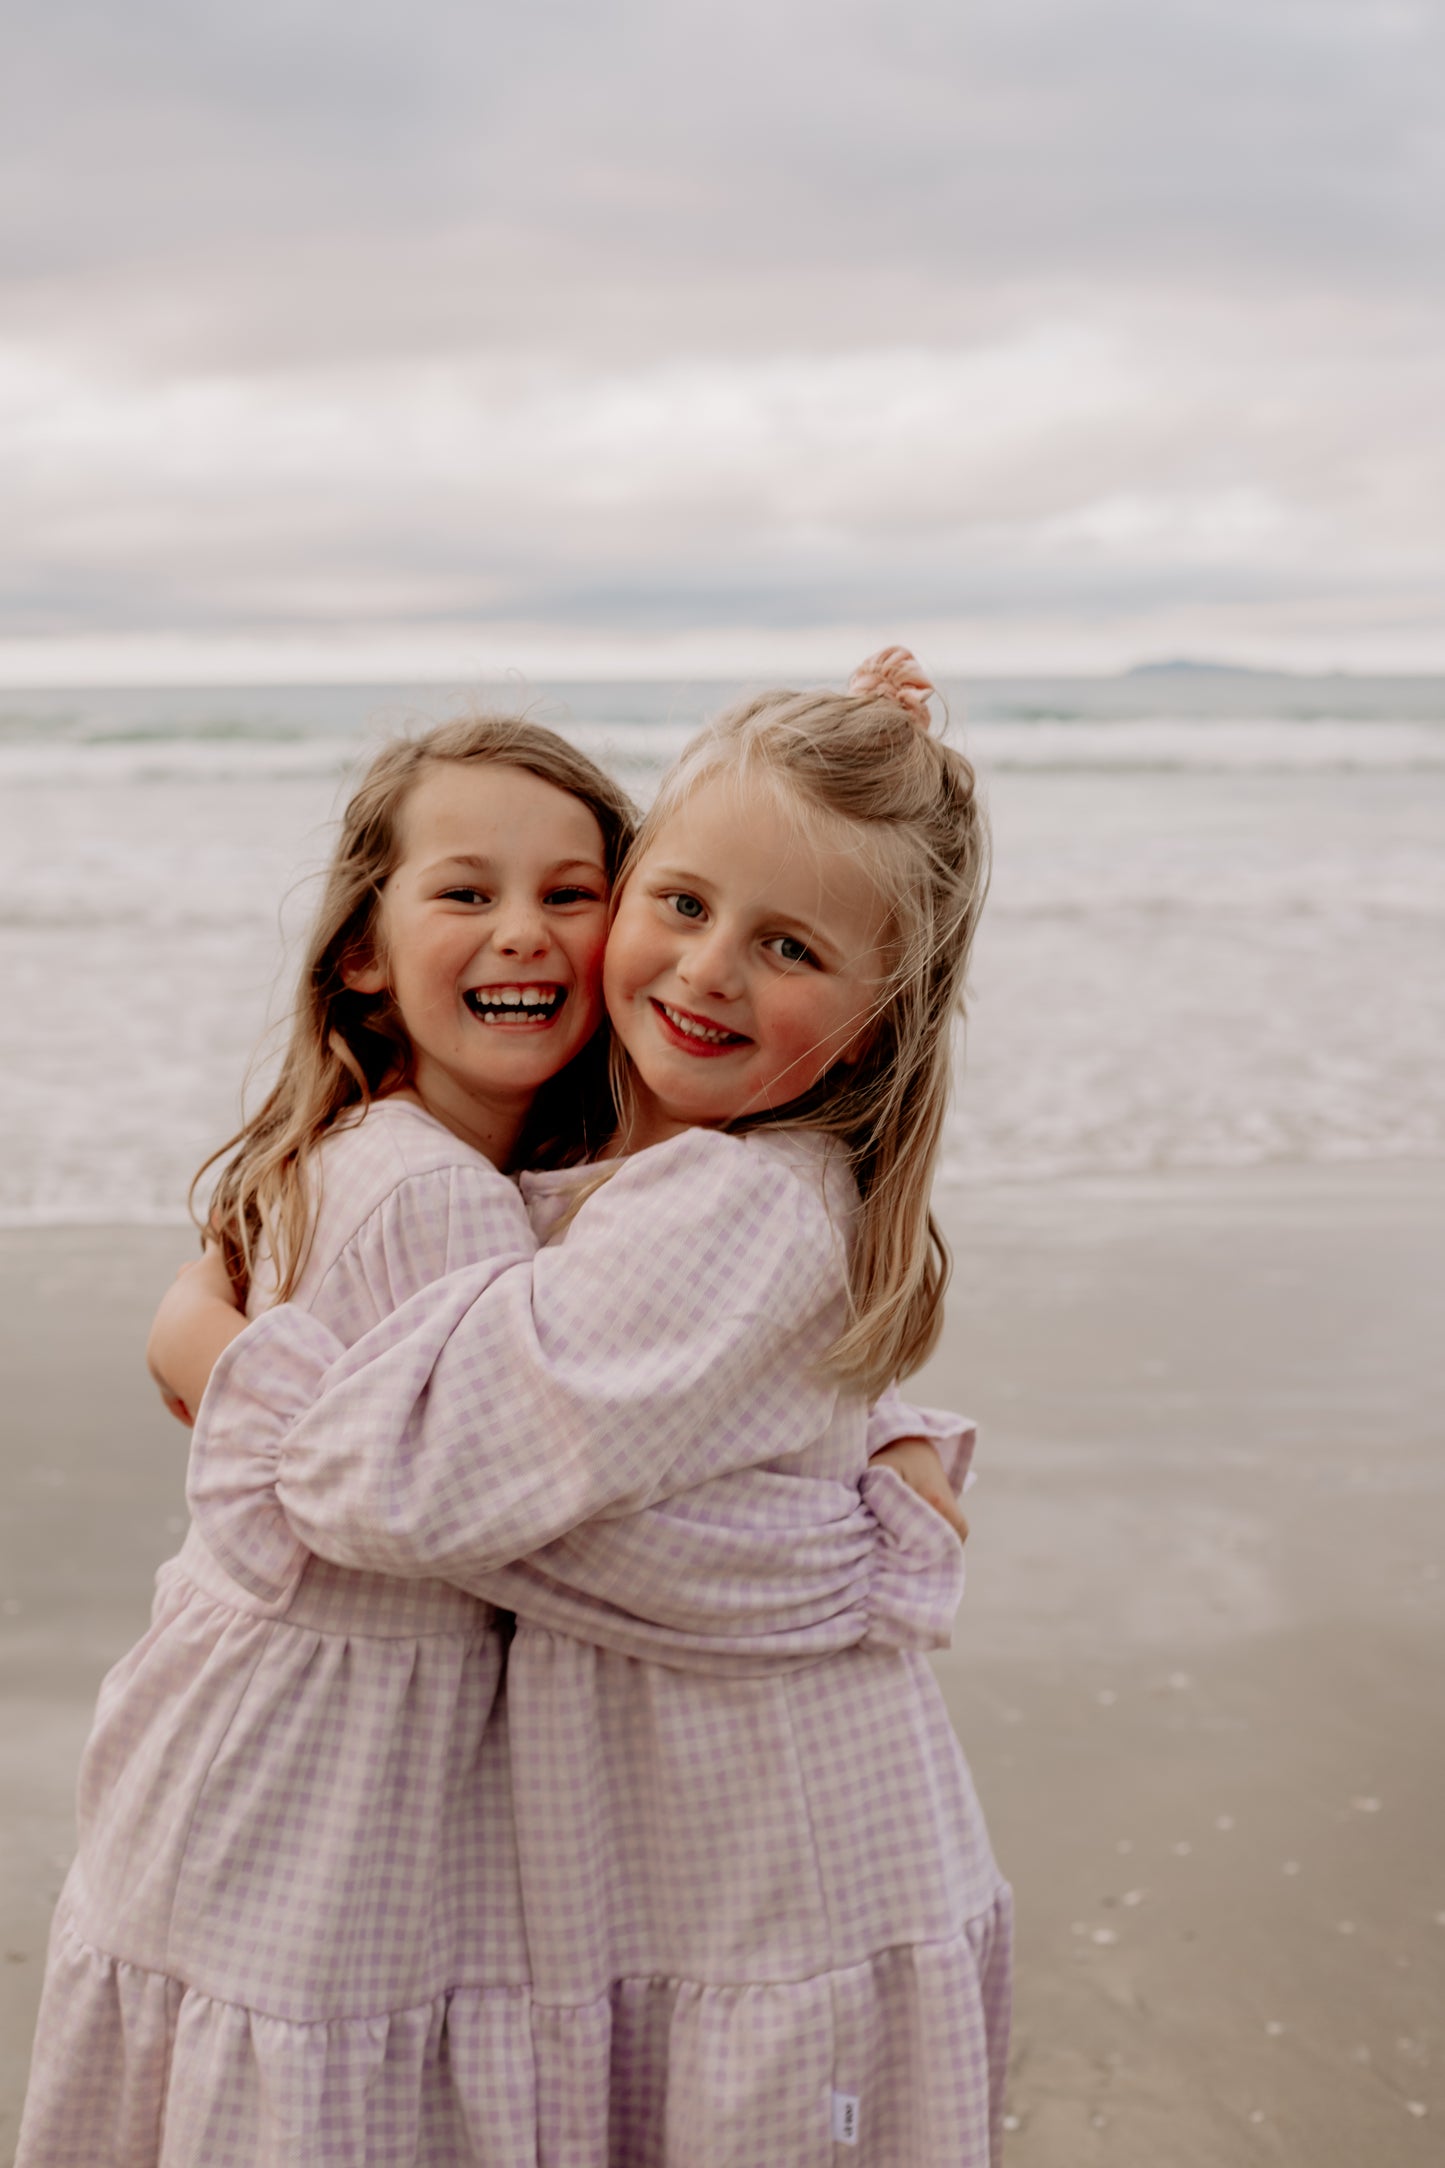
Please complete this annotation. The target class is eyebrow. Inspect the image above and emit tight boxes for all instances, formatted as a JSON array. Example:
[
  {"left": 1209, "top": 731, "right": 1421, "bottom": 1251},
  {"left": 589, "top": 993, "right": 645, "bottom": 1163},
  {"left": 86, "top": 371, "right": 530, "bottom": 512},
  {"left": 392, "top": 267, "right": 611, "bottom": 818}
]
[
  {"left": 648, "top": 862, "right": 714, "bottom": 892},
  {"left": 425, "top": 853, "right": 607, "bottom": 878}
]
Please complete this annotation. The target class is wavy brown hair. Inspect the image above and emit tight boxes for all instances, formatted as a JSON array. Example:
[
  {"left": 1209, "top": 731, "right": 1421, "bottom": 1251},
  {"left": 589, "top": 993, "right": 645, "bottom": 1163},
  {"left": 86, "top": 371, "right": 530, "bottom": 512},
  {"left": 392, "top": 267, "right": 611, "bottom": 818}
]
[
  {"left": 610, "top": 682, "right": 989, "bottom": 1398},
  {"left": 194, "top": 715, "right": 636, "bottom": 1300}
]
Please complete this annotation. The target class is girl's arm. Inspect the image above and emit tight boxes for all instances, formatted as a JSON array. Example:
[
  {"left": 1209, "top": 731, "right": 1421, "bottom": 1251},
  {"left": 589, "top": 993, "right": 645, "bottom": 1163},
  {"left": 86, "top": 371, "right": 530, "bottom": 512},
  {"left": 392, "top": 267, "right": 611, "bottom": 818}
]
[
  {"left": 469, "top": 1453, "right": 966, "bottom": 1671},
  {"left": 147, "top": 1152, "right": 539, "bottom": 1425},
  {"left": 181, "top": 1129, "right": 970, "bottom": 1659},
  {"left": 147, "top": 1248, "right": 247, "bottom": 1423},
  {"left": 190, "top": 1129, "right": 848, "bottom": 1589},
  {"left": 155, "top": 1254, "right": 975, "bottom": 1515}
]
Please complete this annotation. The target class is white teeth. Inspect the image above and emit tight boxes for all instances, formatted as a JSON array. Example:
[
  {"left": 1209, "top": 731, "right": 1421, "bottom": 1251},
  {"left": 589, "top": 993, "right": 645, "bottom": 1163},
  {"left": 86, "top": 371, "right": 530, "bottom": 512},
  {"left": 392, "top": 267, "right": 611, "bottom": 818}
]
[
  {"left": 660, "top": 1002, "right": 736, "bottom": 1045},
  {"left": 467, "top": 984, "right": 563, "bottom": 1019}
]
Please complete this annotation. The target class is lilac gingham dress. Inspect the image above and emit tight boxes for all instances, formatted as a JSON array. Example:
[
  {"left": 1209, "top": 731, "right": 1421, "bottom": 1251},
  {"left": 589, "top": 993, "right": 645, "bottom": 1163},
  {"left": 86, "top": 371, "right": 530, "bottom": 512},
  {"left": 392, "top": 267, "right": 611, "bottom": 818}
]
[
  {"left": 180, "top": 1125, "right": 1012, "bottom": 2166},
  {"left": 18, "top": 1103, "right": 990, "bottom": 2168}
]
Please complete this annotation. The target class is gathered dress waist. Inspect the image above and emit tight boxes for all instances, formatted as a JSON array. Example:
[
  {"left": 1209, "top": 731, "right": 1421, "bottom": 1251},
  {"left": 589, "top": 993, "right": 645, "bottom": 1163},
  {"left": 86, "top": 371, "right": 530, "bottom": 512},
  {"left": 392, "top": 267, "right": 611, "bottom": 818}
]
[{"left": 173, "top": 1522, "right": 494, "bottom": 1638}]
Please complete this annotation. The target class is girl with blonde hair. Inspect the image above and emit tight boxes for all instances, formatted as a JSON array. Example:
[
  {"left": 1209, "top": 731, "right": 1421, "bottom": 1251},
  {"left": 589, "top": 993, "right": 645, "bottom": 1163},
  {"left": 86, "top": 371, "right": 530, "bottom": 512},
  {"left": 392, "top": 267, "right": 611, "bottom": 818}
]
[
  {"left": 141, "top": 648, "right": 1010, "bottom": 2164},
  {"left": 19, "top": 687, "right": 976, "bottom": 2166}
]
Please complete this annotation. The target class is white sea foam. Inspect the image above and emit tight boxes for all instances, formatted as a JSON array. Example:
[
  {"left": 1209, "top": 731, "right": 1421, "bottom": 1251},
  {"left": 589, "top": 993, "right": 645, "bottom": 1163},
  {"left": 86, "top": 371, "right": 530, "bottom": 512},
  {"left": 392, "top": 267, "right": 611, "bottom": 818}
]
[
  {"left": 964, "top": 719, "right": 1445, "bottom": 771},
  {"left": 2, "top": 715, "right": 1444, "bottom": 788},
  {"left": 0, "top": 736, "right": 363, "bottom": 787}
]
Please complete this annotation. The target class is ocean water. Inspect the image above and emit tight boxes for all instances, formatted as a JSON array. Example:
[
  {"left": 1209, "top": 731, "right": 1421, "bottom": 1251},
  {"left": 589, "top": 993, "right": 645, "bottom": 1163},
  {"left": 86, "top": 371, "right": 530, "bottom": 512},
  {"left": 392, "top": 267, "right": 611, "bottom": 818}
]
[{"left": 2, "top": 672, "right": 1443, "bottom": 1225}]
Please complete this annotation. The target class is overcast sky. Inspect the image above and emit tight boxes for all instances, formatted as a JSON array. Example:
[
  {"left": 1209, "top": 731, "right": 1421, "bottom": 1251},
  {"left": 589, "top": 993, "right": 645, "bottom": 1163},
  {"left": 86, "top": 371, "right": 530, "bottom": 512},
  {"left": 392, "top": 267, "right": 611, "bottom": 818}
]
[{"left": 2, "top": 0, "right": 1441, "bottom": 682}]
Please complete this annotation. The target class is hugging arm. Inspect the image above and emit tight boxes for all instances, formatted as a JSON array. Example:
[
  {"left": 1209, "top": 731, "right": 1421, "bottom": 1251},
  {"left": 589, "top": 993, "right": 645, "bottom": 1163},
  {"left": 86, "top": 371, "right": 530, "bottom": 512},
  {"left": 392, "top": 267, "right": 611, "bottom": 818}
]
[
  {"left": 485, "top": 1388, "right": 975, "bottom": 1656},
  {"left": 148, "top": 1247, "right": 248, "bottom": 1425},
  {"left": 186, "top": 1132, "right": 971, "bottom": 1657},
  {"left": 147, "top": 1160, "right": 538, "bottom": 1429},
  {"left": 189, "top": 1132, "right": 845, "bottom": 1594}
]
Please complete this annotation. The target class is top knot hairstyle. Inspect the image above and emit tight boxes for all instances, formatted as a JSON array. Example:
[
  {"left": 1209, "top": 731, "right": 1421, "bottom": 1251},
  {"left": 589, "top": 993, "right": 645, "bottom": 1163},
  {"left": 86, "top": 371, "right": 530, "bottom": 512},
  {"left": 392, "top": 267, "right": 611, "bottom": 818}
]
[
  {"left": 615, "top": 651, "right": 990, "bottom": 1397},
  {"left": 196, "top": 712, "right": 637, "bottom": 1301},
  {"left": 846, "top": 644, "right": 937, "bottom": 722}
]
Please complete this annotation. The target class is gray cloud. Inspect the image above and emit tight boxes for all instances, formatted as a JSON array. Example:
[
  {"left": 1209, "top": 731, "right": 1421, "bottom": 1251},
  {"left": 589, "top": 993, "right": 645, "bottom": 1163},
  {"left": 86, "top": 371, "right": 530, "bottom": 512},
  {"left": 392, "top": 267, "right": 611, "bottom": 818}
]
[
  {"left": 1, "top": 0, "right": 1441, "bottom": 670},
  {"left": 6, "top": 1, "right": 1440, "bottom": 353}
]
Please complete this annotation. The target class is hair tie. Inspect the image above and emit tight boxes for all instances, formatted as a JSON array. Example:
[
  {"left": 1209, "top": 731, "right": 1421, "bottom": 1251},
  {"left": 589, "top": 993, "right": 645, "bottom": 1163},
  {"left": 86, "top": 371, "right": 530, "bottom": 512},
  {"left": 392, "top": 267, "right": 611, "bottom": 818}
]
[{"left": 847, "top": 647, "right": 936, "bottom": 727}]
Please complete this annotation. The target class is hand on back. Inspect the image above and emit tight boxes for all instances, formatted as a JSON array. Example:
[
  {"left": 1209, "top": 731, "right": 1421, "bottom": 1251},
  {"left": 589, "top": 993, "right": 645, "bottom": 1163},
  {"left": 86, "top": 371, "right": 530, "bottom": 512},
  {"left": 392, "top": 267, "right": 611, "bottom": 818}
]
[{"left": 869, "top": 1438, "right": 970, "bottom": 1546}]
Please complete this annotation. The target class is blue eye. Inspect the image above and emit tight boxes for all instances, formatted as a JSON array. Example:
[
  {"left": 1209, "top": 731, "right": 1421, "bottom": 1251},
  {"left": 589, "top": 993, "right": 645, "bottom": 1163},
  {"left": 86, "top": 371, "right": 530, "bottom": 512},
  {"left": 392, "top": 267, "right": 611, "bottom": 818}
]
[
  {"left": 668, "top": 892, "right": 706, "bottom": 920},
  {"left": 769, "top": 934, "right": 816, "bottom": 967}
]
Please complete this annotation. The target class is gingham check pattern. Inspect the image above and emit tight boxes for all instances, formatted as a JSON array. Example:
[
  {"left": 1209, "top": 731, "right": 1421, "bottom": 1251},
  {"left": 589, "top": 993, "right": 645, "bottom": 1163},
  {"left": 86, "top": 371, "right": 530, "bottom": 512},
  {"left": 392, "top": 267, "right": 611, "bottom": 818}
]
[{"left": 20, "top": 1106, "right": 1009, "bottom": 2164}]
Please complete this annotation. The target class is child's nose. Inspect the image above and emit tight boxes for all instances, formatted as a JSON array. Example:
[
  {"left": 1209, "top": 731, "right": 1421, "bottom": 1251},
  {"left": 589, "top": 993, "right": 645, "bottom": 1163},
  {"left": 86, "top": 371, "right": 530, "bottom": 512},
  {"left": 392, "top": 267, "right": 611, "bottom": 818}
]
[
  {"left": 678, "top": 926, "right": 742, "bottom": 1000},
  {"left": 491, "top": 905, "right": 548, "bottom": 958}
]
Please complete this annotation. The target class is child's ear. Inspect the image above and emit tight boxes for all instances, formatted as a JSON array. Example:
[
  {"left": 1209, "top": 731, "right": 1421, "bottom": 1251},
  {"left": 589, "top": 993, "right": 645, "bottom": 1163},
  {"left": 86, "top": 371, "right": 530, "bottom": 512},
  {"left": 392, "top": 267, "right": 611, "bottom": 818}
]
[{"left": 340, "top": 951, "right": 387, "bottom": 995}]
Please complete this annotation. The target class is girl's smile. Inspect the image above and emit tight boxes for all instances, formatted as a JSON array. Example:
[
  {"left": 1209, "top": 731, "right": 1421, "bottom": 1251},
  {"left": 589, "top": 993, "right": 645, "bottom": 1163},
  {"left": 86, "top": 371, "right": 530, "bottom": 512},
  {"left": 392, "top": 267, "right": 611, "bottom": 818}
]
[
  {"left": 603, "top": 775, "right": 889, "bottom": 1149},
  {"left": 649, "top": 997, "right": 750, "bottom": 1054}
]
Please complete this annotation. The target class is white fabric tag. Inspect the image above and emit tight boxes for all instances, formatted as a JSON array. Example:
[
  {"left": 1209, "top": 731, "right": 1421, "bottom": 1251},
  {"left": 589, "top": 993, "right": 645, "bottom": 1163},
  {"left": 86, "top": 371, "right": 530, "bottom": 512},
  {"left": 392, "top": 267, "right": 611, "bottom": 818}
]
[{"left": 832, "top": 2091, "right": 860, "bottom": 2145}]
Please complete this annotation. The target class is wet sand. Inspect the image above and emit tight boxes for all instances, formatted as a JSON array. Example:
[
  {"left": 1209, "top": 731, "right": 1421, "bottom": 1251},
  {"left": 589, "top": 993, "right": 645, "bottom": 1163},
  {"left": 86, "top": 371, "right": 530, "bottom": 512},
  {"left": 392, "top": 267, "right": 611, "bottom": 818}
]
[
  {"left": 2, "top": 1163, "right": 1442, "bottom": 2164},
  {"left": 920, "top": 1161, "right": 1445, "bottom": 2165}
]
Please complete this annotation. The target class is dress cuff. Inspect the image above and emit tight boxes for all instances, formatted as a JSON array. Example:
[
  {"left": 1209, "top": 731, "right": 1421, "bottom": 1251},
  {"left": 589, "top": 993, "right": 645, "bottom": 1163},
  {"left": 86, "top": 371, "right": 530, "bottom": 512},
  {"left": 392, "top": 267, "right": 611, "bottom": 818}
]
[
  {"left": 858, "top": 1463, "right": 966, "bottom": 1653},
  {"left": 867, "top": 1400, "right": 978, "bottom": 1494},
  {"left": 186, "top": 1309, "right": 343, "bottom": 1609}
]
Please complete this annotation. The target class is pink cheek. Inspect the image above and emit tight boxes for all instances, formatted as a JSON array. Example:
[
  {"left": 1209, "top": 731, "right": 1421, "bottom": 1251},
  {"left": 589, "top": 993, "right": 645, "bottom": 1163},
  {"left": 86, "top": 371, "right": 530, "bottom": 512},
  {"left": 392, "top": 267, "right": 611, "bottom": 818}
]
[
  {"left": 601, "top": 927, "right": 648, "bottom": 1009},
  {"left": 771, "top": 1015, "right": 829, "bottom": 1087},
  {"left": 600, "top": 959, "right": 633, "bottom": 1034}
]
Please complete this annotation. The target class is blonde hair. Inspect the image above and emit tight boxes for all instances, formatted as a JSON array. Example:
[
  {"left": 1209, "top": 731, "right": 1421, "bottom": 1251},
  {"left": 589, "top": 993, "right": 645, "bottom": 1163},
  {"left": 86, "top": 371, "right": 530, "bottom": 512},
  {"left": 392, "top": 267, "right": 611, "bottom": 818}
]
[
  {"left": 194, "top": 714, "right": 636, "bottom": 1300},
  {"left": 612, "top": 681, "right": 989, "bottom": 1397}
]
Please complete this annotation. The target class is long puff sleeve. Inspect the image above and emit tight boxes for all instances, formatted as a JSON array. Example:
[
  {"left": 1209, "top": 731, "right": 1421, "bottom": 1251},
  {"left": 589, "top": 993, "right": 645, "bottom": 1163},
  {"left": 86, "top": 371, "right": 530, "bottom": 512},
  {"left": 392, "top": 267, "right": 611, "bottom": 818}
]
[
  {"left": 192, "top": 1131, "right": 847, "bottom": 1588},
  {"left": 469, "top": 1460, "right": 964, "bottom": 1671},
  {"left": 188, "top": 1129, "right": 967, "bottom": 1658},
  {"left": 189, "top": 1152, "right": 538, "bottom": 1611}
]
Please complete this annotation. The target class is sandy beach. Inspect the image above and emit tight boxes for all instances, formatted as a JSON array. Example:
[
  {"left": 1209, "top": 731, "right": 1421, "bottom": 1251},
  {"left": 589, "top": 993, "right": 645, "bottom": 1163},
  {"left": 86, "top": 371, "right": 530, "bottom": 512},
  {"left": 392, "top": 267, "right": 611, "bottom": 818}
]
[{"left": 2, "top": 1161, "right": 1442, "bottom": 2165}]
